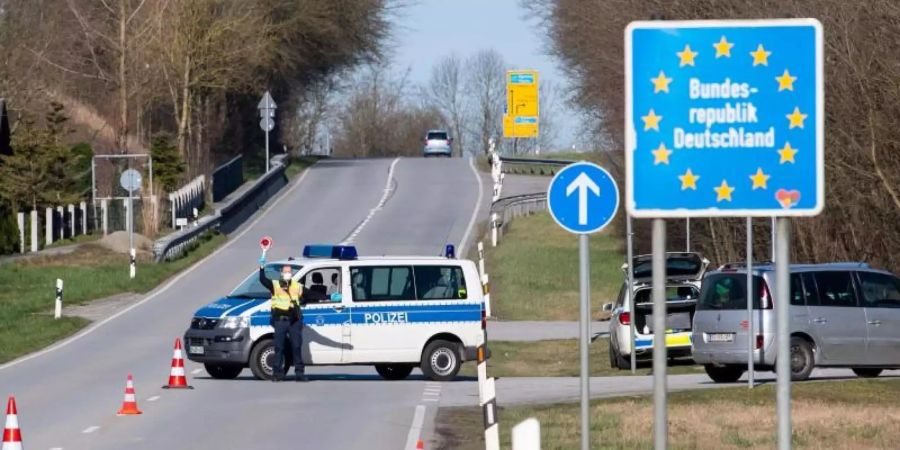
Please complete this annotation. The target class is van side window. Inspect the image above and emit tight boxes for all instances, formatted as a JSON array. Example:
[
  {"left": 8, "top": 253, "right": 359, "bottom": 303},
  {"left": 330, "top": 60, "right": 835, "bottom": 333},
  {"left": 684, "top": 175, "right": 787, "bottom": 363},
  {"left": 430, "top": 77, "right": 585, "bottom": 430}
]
[
  {"left": 801, "top": 273, "right": 819, "bottom": 306},
  {"left": 414, "top": 266, "right": 467, "bottom": 300},
  {"left": 857, "top": 272, "right": 900, "bottom": 308},
  {"left": 790, "top": 273, "right": 806, "bottom": 306},
  {"left": 350, "top": 266, "right": 415, "bottom": 301},
  {"left": 812, "top": 271, "right": 857, "bottom": 307}
]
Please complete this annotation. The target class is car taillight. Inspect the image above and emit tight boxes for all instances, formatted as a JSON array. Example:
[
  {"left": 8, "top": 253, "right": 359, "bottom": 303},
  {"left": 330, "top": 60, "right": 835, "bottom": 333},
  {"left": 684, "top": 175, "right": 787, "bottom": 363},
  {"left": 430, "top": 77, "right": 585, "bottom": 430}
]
[
  {"left": 619, "top": 311, "right": 631, "bottom": 326},
  {"left": 756, "top": 334, "right": 764, "bottom": 349},
  {"left": 481, "top": 308, "right": 487, "bottom": 330},
  {"left": 761, "top": 282, "right": 773, "bottom": 309}
]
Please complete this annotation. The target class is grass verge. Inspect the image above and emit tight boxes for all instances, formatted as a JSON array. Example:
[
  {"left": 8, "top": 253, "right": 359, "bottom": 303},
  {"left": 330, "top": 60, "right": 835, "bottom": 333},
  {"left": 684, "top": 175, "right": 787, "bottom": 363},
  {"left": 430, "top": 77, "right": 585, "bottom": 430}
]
[
  {"left": 285, "top": 155, "right": 320, "bottom": 179},
  {"left": 460, "top": 338, "right": 701, "bottom": 378},
  {"left": 0, "top": 232, "right": 225, "bottom": 363},
  {"left": 485, "top": 212, "right": 624, "bottom": 321},
  {"left": 436, "top": 378, "right": 900, "bottom": 450}
]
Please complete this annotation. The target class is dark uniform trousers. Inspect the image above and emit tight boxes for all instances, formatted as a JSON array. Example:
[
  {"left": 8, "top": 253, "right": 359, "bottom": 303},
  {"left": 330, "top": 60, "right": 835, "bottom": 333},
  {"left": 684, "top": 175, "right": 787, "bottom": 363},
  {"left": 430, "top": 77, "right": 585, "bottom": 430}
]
[{"left": 272, "top": 313, "right": 304, "bottom": 377}]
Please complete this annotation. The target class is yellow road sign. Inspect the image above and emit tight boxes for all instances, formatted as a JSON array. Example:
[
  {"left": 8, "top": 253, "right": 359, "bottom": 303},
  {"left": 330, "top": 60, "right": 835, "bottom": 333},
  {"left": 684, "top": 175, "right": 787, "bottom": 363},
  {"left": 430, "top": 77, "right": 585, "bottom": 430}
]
[{"left": 505, "top": 70, "right": 539, "bottom": 138}]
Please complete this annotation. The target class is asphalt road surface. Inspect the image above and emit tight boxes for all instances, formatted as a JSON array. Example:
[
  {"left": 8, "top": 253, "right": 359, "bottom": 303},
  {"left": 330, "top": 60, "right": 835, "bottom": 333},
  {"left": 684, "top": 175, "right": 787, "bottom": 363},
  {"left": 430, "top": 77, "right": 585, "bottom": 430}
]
[{"left": 0, "top": 156, "right": 483, "bottom": 450}]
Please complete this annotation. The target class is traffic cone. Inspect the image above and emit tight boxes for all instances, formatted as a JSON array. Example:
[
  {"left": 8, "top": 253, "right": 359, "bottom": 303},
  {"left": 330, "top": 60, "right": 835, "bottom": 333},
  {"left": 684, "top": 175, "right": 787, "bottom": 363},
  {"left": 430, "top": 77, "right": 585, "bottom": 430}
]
[
  {"left": 117, "top": 374, "right": 143, "bottom": 415},
  {"left": 2, "top": 396, "right": 23, "bottom": 450},
  {"left": 162, "top": 338, "right": 193, "bottom": 389},
  {"left": 416, "top": 439, "right": 424, "bottom": 449}
]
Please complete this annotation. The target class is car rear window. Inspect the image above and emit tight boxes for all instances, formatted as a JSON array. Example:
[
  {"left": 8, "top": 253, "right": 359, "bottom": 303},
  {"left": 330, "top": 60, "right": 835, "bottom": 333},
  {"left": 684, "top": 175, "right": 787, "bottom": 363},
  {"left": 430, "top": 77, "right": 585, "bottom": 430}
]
[
  {"left": 697, "top": 273, "right": 768, "bottom": 310},
  {"left": 633, "top": 255, "right": 703, "bottom": 279},
  {"left": 427, "top": 132, "right": 448, "bottom": 140}
]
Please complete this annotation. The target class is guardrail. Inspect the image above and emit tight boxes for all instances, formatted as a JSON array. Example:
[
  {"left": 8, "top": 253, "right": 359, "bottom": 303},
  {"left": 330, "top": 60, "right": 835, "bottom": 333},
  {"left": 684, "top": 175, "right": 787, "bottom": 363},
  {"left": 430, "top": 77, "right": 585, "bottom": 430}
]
[
  {"left": 497, "top": 156, "right": 574, "bottom": 176},
  {"left": 488, "top": 192, "right": 547, "bottom": 246},
  {"left": 152, "top": 154, "right": 290, "bottom": 262}
]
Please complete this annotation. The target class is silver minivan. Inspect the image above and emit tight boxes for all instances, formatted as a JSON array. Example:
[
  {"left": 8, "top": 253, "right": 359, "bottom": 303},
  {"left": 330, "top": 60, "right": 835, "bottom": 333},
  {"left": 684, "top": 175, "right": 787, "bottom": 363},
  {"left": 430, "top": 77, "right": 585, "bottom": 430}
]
[{"left": 692, "top": 262, "right": 900, "bottom": 382}]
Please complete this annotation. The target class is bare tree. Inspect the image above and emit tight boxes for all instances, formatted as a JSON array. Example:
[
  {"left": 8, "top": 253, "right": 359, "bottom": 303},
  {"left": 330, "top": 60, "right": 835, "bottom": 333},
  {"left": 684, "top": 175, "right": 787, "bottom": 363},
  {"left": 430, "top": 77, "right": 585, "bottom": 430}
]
[
  {"left": 425, "top": 53, "right": 468, "bottom": 156},
  {"left": 465, "top": 49, "right": 506, "bottom": 155}
]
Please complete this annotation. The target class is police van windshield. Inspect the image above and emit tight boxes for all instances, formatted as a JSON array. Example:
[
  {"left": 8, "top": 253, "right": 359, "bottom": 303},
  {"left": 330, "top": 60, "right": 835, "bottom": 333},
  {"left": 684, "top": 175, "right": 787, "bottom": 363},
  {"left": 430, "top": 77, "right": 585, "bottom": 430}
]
[{"left": 229, "top": 264, "right": 303, "bottom": 299}]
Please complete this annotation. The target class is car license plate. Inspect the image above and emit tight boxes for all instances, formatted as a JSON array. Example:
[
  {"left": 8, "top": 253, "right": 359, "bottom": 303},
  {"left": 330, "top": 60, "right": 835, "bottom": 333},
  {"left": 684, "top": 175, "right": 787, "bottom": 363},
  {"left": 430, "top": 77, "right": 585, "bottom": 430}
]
[
  {"left": 708, "top": 333, "right": 734, "bottom": 343},
  {"left": 189, "top": 345, "right": 205, "bottom": 355}
]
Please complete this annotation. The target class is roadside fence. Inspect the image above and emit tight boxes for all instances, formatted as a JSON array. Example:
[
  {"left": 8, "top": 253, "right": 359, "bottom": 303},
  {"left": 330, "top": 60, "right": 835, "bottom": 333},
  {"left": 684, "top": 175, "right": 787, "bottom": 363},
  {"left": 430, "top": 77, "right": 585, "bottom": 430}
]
[
  {"left": 13, "top": 201, "right": 96, "bottom": 253},
  {"left": 168, "top": 175, "right": 206, "bottom": 229}
]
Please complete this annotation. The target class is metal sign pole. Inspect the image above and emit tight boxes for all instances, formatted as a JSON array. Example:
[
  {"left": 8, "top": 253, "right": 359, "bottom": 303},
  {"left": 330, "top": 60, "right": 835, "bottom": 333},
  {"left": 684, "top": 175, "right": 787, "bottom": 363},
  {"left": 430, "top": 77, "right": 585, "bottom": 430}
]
[
  {"left": 651, "top": 218, "right": 667, "bottom": 450},
  {"left": 776, "top": 218, "right": 792, "bottom": 450},
  {"left": 746, "top": 217, "right": 754, "bottom": 388},
  {"left": 771, "top": 216, "right": 776, "bottom": 261},
  {"left": 578, "top": 233, "right": 591, "bottom": 450},
  {"left": 685, "top": 217, "right": 690, "bottom": 252},
  {"left": 265, "top": 124, "right": 270, "bottom": 173},
  {"left": 626, "top": 215, "right": 636, "bottom": 373}
]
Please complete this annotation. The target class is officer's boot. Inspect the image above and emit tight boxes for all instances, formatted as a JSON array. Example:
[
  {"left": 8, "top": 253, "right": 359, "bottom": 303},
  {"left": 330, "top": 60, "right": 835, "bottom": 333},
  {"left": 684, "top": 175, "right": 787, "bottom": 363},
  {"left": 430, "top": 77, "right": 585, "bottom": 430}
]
[{"left": 295, "top": 366, "right": 308, "bottom": 382}]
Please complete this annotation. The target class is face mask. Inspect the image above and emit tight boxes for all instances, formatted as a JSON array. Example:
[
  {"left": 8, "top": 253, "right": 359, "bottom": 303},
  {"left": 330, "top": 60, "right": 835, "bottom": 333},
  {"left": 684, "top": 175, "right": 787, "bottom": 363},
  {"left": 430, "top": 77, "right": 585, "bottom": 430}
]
[{"left": 282, "top": 273, "right": 291, "bottom": 281}]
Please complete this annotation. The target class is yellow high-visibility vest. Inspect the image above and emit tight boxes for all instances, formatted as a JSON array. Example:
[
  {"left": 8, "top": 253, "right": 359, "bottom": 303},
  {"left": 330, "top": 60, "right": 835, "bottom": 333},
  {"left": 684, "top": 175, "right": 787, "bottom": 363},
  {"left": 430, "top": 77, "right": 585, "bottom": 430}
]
[{"left": 271, "top": 280, "right": 302, "bottom": 311}]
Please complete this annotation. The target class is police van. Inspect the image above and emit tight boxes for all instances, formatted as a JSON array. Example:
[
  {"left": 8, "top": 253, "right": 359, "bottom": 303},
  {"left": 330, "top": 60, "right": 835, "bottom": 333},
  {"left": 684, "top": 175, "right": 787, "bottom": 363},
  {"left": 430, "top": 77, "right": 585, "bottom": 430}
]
[{"left": 184, "top": 245, "right": 487, "bottom": 381}]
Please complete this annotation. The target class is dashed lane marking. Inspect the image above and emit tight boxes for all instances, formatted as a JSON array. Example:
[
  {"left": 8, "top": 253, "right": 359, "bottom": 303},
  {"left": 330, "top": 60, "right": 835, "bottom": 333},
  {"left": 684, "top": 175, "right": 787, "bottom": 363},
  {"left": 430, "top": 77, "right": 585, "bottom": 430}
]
[
  {"left": 82, "top": 426, "right": 100, "bottom": 434},
  {"left": 341, "top": 157, "right": 400, "bottom": 245}
]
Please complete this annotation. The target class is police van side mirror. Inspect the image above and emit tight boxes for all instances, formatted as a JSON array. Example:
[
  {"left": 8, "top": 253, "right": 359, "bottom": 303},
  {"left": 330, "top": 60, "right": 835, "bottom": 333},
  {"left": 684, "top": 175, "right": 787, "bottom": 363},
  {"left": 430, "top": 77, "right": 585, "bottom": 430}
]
[{"left": 330, "top": 293, "right": 343, "bottom": 302}]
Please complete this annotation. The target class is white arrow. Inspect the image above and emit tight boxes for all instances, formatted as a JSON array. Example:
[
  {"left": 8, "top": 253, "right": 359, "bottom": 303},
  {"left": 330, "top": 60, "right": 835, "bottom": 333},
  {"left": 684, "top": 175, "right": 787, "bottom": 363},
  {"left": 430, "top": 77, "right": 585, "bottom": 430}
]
[{"left": 565, "top": 172, "right": 601, "bottom": 226}]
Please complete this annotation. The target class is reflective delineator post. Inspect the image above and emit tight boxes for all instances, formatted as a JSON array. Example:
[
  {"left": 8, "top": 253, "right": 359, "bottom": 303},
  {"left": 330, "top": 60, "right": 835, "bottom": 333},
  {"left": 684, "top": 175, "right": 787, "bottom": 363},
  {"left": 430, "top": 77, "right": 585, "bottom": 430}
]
[
  {"left": 129, "top": 248, "right": 136, "bottom": 279},
  {"left": 55, "top": 279, "right": 63, "bottom": 320},
  {"left": 512, "top": 418, "right": 541, "bottom": 450},
  {"left": 491, "top": 213, "right": 498, "bottom": 247},
  {"left": 477, "top": 241, "right": 485, "bottom": 278},
  {"left": 482, "top": 273, "right": 491, "bottom": 318}
]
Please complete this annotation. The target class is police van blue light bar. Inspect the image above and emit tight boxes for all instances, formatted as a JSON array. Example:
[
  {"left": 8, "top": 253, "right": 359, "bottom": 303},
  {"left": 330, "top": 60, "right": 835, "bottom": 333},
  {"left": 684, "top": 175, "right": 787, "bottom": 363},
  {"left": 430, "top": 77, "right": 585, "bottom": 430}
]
[
  {"left": 444, "top": 244, "right": 455, "bottom": 259},
  {"left": 303, "top": 245, "right": 358, "bottom": 260}
]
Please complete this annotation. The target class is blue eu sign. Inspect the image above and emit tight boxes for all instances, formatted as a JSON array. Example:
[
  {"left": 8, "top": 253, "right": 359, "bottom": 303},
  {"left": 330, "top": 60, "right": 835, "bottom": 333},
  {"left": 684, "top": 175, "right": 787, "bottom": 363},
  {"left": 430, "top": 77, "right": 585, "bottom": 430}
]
[
  {"left": 547, "top": 162, "right": 619, "bottom": 235},
  {"left": 625, "top": 19, "right": 823, "bottom": 218}
]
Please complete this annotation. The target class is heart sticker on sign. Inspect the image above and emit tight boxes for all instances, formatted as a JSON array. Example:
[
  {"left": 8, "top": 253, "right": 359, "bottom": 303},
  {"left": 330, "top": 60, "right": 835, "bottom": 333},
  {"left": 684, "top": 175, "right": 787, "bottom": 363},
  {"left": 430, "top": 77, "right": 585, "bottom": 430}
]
[
  {"left": 259, "top": 236, "right": 273, "bottom": 251},
  {"left": 775, "top": 189, "right": 800, "bottom": 209}
]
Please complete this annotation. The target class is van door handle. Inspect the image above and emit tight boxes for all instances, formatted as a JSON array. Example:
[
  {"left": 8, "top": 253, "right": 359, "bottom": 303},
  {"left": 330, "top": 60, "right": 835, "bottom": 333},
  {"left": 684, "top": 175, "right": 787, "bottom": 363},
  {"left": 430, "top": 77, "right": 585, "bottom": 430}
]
[
  {"left": 867, "top": 320, "right": 882, "bottom": 326},
  {"left": 332, "top": 305, "right": 345, "bottom": 312},
  {"left": 813, "top": 317, "right": 827, "bottom": 324}
]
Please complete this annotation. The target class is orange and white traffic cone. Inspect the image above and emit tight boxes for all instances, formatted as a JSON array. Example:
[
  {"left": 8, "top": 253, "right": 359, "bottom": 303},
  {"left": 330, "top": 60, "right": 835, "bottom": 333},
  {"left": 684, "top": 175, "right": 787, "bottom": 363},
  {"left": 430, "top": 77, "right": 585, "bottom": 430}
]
[
  {"left": 117, "top": 374, "right": 143, "bottom": 415},
  {"left": 162, "top": 338, "right": 193, "bottom": 389},
  {"left": 2, "top": 396, "right": 23, "bottom": 450}
]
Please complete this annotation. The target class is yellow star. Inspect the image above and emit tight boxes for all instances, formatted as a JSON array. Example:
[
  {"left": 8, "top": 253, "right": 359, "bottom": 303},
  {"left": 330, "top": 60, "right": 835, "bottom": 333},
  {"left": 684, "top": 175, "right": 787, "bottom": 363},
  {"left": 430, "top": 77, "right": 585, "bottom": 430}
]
[
  {"left": 641, "top": 109, "right": 662, "bottom": 131},
  {"left": 677, "top": 44, "right": 698, "bottom": 67},
  {"left": 678, "top": 169, "right": 700, "bottom": 190},
  {"left": 749, "top": 168, "right": 770, "bottom": 190},
  {"left": 714, "top": 180, "right": 735, "bottom": 202},
  {"left": 786, "top": 107, "right": 807, "bottom": 129},
  {"left": 778, "top": 142, "right": 798, "bottom": 164},
  {"left": 651, "top": 142, "right": 672, "bottom": 165},
  {"left": 750, "top": 44, "right": 771, "bottom": 66},
  {"left": 650, "top": 71, "right": 673, "bottom": 93},
  {"left": 713, "top": 36, "right": 734, "bottom": 58},
  {"left": 776, "top": 69, "right": 797, "bottom": 91}
]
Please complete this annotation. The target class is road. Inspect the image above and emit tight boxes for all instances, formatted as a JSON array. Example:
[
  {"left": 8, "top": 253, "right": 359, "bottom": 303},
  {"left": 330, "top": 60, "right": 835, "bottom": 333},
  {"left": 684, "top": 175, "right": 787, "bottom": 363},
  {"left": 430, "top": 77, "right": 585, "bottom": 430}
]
[{"left": 0, "top": 157, "right": 484, "bottom": 450}]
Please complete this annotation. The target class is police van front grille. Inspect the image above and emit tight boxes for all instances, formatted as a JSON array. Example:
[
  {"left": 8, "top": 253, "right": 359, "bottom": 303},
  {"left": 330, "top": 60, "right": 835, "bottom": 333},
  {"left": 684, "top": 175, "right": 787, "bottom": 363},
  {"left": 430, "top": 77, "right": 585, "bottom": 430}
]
[
  {"left": 187, "top": 337, "right": 207, "bottom": 347},
  {"left": 191, "top": 317, "right": 219, "bottom": 330}
]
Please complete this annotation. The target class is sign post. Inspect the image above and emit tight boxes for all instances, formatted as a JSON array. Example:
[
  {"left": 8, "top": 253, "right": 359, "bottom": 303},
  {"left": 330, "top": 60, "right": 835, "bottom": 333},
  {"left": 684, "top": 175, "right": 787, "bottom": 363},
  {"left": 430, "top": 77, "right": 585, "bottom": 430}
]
[
  {"left": 626, "top": 19, "right": 824, "bottom": 450},
  {"left": 547, "top": 162, "right": 620, "bottom": 450},
  {"left": 120, "top": 169, "right": 142, "bottom": 279},
  {"left": 258, "top": 91, "right": 277, "bottom": 173},
  {"left": 503, "top": 70, "right": 539, "bottom": 139}
]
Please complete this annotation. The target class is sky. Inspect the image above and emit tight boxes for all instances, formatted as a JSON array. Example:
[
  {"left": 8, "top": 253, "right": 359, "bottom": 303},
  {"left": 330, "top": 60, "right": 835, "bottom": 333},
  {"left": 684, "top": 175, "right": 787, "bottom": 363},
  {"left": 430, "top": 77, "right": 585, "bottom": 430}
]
[{"left": 389, "top": 0, "right": 578, "bottom": 150}]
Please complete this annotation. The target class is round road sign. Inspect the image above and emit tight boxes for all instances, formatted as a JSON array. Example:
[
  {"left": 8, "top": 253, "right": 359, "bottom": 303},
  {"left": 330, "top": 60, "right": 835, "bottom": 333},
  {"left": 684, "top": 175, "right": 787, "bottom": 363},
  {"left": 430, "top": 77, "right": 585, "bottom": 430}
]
[{"left": 119, "top": 169, "right": 143, "bottom": 192}]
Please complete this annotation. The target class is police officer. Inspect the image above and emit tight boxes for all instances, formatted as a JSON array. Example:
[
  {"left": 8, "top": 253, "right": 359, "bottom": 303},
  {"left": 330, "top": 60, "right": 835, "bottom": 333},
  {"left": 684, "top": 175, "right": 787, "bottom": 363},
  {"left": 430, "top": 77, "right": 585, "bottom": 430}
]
[{"left": 258, "top": 256, "right": 307, "bottom": 382}]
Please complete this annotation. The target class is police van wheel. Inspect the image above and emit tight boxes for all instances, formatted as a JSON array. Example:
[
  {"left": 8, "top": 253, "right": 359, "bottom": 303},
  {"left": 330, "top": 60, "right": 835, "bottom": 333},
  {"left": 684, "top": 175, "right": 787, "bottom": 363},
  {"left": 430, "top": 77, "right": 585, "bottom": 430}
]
[
  {"left": 204, "top": 363, "right": 243, "bottom": 380},
  {"left": 250, "top": 338, "right": 276, "bottom": 380},
  {"left": 375, "top": 364, "right": 415, "bottom": 381},
  {"left": 421, "top": 340, "right": 461, "bottom": 382}
]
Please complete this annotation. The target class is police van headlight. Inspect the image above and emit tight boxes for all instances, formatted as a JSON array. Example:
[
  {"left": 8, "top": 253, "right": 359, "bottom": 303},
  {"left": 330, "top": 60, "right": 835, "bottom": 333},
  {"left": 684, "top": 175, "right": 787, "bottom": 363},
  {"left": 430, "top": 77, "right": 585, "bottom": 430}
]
[{"left": 218, "top": 316, "right": 249, "bottom": 329}]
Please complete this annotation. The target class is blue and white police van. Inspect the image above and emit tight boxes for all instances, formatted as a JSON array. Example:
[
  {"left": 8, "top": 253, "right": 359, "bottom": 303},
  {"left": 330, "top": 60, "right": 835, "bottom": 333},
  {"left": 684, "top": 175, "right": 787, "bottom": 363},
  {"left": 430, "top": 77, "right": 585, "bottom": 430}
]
[{"left": 184, "top": 245, "right": 488, "bottom": 381}]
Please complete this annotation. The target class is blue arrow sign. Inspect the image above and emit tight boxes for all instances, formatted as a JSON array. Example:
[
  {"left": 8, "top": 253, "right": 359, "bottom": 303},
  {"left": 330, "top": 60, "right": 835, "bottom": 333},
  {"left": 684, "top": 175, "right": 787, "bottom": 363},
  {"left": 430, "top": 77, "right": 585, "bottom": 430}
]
[
  {"left": 548, "top": 162, "right": 620, "bottom": 234},
  {"left": 625, "top": 19, "right": 823, "bottom": 218}
]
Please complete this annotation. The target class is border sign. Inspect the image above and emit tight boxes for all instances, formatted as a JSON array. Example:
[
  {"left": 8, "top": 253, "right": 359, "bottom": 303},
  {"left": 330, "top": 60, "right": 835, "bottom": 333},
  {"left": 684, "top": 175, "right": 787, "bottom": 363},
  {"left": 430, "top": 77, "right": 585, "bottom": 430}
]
[{"left": 625, "top": 19, "right": 823, "bottom": 218}]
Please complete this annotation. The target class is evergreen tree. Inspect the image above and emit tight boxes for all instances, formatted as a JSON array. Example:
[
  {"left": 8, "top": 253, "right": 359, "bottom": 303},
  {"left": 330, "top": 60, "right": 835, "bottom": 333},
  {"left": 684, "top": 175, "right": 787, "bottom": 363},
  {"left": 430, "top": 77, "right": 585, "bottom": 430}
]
[{"left": 151, "top": 133, "right": 185, "bottom": 192}]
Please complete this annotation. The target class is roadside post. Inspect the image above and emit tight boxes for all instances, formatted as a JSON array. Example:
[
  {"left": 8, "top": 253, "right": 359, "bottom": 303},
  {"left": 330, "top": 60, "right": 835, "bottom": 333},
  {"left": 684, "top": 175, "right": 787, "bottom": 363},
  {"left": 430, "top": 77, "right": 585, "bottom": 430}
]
[
  {"left": 258, "top": 91, "right": 277, "bottom": 173},
  {"left": 120, "top": 169, "right": 142, "bottom": 279},
  {"left": 626, "top": 19, "right": 824, "bottom": 450},
  {"left": 547, "top": 162, "right": 620, "bottom": 450},
  {"left": 55, "top": 278, "right": 63, "bottom": 319},
  {"left": 626, "top": 215, "right": 636, "bottom": 373},
  {"left": 747, "top": 216, "right": 754, "bottom": 387}
]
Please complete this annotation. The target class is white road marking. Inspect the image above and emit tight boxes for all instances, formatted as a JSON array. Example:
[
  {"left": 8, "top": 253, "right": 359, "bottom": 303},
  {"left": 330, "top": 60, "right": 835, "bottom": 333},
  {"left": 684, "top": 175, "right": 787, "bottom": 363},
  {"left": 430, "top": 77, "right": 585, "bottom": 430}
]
[
  {"left": 147, "top": 396, "right": 160, "bottom": 402},
  {"left": 191, "top": 368, "right": 202, "bottom": 375},
  {"left": 459, "top": 155, "right": 485, "bottom": 256},
  {"left": 422, "top": 397, "right": 440, "bottom": 402},
  {"left": 341, "top": 157, "right": 400, "bottom": 245},
  {"left": 50, "top": 447, "right": 64, "bottom": 450},
  {"left": 404, "top": 404, "right": 427, "bottom": 450},
  {"left": 0, "top": 165, "right": 316, "bottom": 372},
  {"left": 82, "top": 426, "right": 100, "bottom": 434}
]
